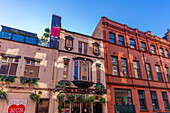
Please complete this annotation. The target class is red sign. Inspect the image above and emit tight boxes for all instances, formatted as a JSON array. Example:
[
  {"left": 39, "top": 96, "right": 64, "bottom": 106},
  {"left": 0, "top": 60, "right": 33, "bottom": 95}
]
[{"left": 8, "top": 104, "right": 25, "bottom": 113}]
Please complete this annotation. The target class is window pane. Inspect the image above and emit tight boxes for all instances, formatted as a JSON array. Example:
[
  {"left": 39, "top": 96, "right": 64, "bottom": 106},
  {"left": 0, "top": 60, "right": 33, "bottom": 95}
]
[
  {"left": 109, "top": 33, "right": 115, "bottom": 43},
  {"left": 138, "top": 90, "right": 147, "bottom": 109},
  {"left": 96, "top": 65, "right": 101, "bottom": 83},
  {"left": 121, "top": 59, "right": 128, "bottom": 77},
  {"left": 151, "top": 45, "right": 156, "bottom": 54},
  {"left": 81, "top": 63, "right": 88, "bottom": 80},
  {"left": 112, "top": 57, "right": 119, "bottom": 76},
  {"left": 146, "top": 64, "right": 152, "bottom": 80},
  {"left": 78, "top": 42, "right": 82, "bottom": 53},
  {"left": 9, "top": 63, "right": 18, "bottom": 75},
  {"left": 141, "top": 42, "right": 146, "bottom": 51},
  {"left": 118, "top": 35, "right": 124, "bottom": 46},
  {"left": 84, "top": 43, "right": 88, "bottom": 55},
  {"left": 160, "top": 48, "right": 165, "bottom": 56},
  {"left": 63, "top": 63, "right": 68, "bottom": 79},
  {"left": 151, "top": 91, "right": 159, "bottom": 109},
  {"left": 165, "top": 50, "right": 170, "bottom": 58},
  {"left": 0, "top": 62, "right": 9, "bottom": 74},
  {"left": 130, "top": 39, "right": 136, "bottom": 49},
  {"left": 162, "top": 92, "right": 170, "bottom": 109}
]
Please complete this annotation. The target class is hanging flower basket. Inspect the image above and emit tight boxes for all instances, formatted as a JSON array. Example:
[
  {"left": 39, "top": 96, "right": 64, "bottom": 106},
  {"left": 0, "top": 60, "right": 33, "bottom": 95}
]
[
  {"left": 0, "top": 75, "right": 16, "bottom": 84},
  {"left": 76, "top": 95, "right": 85, "bottom": 103},
  {"left": 100, "top": 97, "right": 106, "bottom": 104},
  {"left": 67, "top": 94, "right": 75, "bottom": 103},
  {"left": 30, "top": 93, "right": 40, "bottom": 103},
  {"left": 20, "top": 77, "right": 38, "bottom": 86},
  {"left": 0, "top": 90, "right": 8, "bottom": 101},
  {"left": 95, "top": 83, "right": 106, "bottom": 93},
  {"left": 86, "top": 96, "right": 95, "bottom": 103},
  {"left": 58, "top": 80, "right": 71, "bottom": 88}
]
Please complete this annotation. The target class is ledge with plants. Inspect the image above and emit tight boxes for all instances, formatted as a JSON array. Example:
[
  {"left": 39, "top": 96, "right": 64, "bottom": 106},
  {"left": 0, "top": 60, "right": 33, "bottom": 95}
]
[
  {"left": 20, "top": 77, "right": 39, "bottom": 86},
  {"left": 100, "top": 97, "right": 106, "bottom": 104},
  {"left": 30, "top": 92, "right": 40, "bottom": 103},
  {"left": 0, "top": 75, "right": 16, "bottom": 84},
  {"left": 95, "top": 83, "right": 106, "bottom": 94},
  {"left": 58, "top": 80, "right": 71, "bottom": 89},
  {"left": 0, "top": 90, "right": 8, "bottom": 102}
]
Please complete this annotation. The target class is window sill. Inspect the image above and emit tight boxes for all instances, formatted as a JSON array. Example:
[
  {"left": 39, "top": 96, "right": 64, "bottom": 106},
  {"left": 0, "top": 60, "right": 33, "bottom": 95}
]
[
  {"left": 21, "top": 76, "right": 40, "bottom": 80},
  {"left": 140, "top": 109, "right": 149, "bottom": 112}
]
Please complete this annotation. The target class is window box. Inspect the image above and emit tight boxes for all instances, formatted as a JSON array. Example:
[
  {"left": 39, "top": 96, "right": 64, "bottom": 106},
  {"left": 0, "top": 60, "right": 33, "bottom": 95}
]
[
  {"left": 20, "top": 76, "right": 39, "bottom": 86},
  {"left": 0, "top": 75, "right": 16, "bottom": 84},
  {"left": 58, "top": 80, "right": 71, "bottom": 88}
]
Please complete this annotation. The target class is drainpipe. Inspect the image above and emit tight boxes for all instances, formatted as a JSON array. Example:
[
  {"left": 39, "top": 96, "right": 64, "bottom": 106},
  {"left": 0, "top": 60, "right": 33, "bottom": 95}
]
[{"left": 142, "top": 51, "right": 155, "bottom": 113}]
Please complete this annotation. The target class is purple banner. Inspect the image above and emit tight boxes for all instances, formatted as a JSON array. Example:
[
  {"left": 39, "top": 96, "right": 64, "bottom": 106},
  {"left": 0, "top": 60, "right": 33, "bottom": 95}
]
[{"left": 49, "top": 14, "right": 61, "bottom": 49}]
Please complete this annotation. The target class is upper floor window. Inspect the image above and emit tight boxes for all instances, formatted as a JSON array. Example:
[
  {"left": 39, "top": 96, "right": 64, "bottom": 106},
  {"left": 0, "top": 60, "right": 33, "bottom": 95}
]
[
  {"left": 146, "top": 63, "right": 153, "bottom": 80},
  {"left": 115, "top": 89, "right": 132, "bottom": 105},
  {"left": 141, "top": 42, "right": 147, "bottom": 51},
  {"left": 24, "top": 58, "right": 41, "bottom": 78},
  {"left": 74, "top": 58, "right": 92, "bottom": 81},
  {"left": 121, "top": 58, "right": 128, "bottom": 77},
  {"left": 109, "top": 33, "right": 116, "bottom": 43},
  {"left": 151, "top": 91, "right": 159, "bottom": 110},
  {"left": 112, "top": 57, "right": 119, "bottom": 76},
  {"left": 130, "top": 39, "right": 136, "bottom": 49},
  {"left": 138, "top": 90, "right": 147, "bottom": 110},
  {"left": 133, "top": 61, "right": 141, "bottom": 79},
  {"left": 96, "top": 63, "right": 101, "bottom": 83},
  {"left": 165, "top": 67, "right": 170, "bottom": 82},
  {"left": 63, "top": 58, "right": 70, "bottom": 80},
  {"left": 0, "top": 56, "right": 19, "bottom": 75},
  {"left": 155, "top": 65, "right": 163, "bottom": 82},
  {"left": 162, "top": 92, "right": 170, "bottom": 109},
  {"left": 93, "top": 42, "right": 100, "bottom": 56},
  {"left": 78, "top": 42, "right": 88, "bottom": 55},
  {"left": 160, "top": 48, "right": 165, "bottom": 57},
  {"left": 118, "top": 35, "right": 124, "bottom": 46},
  {"left": 165, "top": 49, "right": 170, "bottom": 58},
  {"left": 151, "top": 45, "right": 157, "bottom": 54}
]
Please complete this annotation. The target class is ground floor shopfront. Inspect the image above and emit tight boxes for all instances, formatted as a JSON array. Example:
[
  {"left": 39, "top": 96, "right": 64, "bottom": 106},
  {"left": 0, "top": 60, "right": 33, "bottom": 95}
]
[{"left": 107, "top": 85, "right": 170, "bottom": 113}]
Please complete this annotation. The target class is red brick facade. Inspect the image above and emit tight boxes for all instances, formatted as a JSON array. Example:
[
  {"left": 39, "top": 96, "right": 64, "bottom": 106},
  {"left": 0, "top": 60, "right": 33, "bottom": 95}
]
[{"left": 93, "top": 17, "right": 170, "bottom": 113}]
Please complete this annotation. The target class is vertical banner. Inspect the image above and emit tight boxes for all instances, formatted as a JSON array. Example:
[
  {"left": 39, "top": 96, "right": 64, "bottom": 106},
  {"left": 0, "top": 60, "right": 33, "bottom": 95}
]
[
  {"left": 7, "top": 99, "right": 27, "bottom": 113},
  {"left": 49, "top": 14, "right": 61, "bottom": 49}
]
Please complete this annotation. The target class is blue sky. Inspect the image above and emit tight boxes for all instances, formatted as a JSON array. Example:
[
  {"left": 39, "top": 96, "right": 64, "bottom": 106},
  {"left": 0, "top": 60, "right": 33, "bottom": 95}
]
[{"left": 0, "top": 0, "right": 170, "bottom": 38}]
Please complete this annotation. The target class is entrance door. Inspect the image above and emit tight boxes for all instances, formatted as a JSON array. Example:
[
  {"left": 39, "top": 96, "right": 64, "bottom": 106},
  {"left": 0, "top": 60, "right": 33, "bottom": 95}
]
[{"left": 93, "top": 102, "right": 102, "bottom": 113}]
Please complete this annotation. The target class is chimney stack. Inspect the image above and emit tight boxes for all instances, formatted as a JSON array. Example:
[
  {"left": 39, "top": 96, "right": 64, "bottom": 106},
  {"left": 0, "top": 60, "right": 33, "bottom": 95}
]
[{"left": 162, "top": 28, "right": 170, "bottom": 41}]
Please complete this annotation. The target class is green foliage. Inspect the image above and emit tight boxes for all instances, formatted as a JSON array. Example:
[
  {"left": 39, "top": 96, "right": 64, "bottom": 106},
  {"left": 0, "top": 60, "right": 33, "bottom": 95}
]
[
  {"left": 0, "top": 75, "right": 15, "bottom": 84},
  {"left": 20, "top": 77, "right": 38, "bottom": 86},
  {"left": 0, "top": 90, "right": 8, "bottom": 102},
  {"left": 41, "top": 28, "right": 50, "bottom": 41},
  {"left": 86, "top": 96, "right": 95, "bottom": 103},
  {"left": 58, "top": 80, "right": 71, "bottom": 89},
  {"left": 68, "top": 94, "right": 75, "bottom": 103},
  {"left": 30, "top": 93, "right": 40, "bottom": 103},
  {"left": 100, "top": 97, "right": 106, "bottom": 104},
  {"left": 76, "top": 95, "right": 85, "bottom": 103},
  {"left": 95, "top": 84, "right": 106, "bottom": 92},
  {"left": 57, "top": 94, "right": 64, "bottom": 113}
]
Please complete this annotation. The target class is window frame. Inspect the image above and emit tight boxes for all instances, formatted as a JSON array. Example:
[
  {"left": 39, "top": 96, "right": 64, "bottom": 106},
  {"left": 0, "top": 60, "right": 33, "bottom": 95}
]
[
  {"left": 141, "top": 42, "right": 147, "bottom": 51},
  {"left": 96, "top": 63, "right": 101, "bottom": 83},
  {"left": 155, "top": 65, "right": 163, "bottom": 82},
  {"left": 162, "top": 92, "right": 170, "bottom": 109},
  {"left": 160, "top": 48, "right": 165, "bottom": 57},
  {"left": 121, "top": 58, "right": 129, "bottom": 77},
  {"left": 130, "top": 39, "right": 136, "bottom": 49},
  {"left": 145, "top": 63, "right": 153, "bottom": 80},
  {"left": 151, "top": 91, "right": 159, "bottom": 110},
  {"left": 118, "top": 35, "right": 124, "bottom": 46},
  {"left": 115, "top": 88, "right": 132, "bottom": 105},
  {"left": 133, "top": 61, "right": 141, "bottom": 79},
  {"left": 109, "top": 32, "right": 116, "bottom": 44},
  {"left": 111, "top": 56, "right": 119, "bottom": 76},
  {"left": 0, "top": 56, "right": 19, "bottom": 75},
  {"left": 138, "top": 90, "right": 147, "bottom": 110},
  {"left": 165, "top": 49, "right": 170, "bottom": 58},
  {"left": 165, "top": 67, "right": 170, "bottom": 82},
  {"left": 151, "top": 45, "right": 157, "bottom": 54}
]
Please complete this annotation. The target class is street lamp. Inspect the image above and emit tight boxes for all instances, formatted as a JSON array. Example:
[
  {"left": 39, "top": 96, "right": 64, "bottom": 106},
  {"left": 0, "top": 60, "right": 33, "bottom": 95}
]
[{"left": 142, "top": 50, "right": 155, "bottom": 112}]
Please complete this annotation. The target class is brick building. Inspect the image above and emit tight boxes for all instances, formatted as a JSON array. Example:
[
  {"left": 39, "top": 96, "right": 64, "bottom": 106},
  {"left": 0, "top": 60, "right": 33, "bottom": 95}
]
[{"left": 93, "top": 17, "right": 170, "bottom": 113}]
